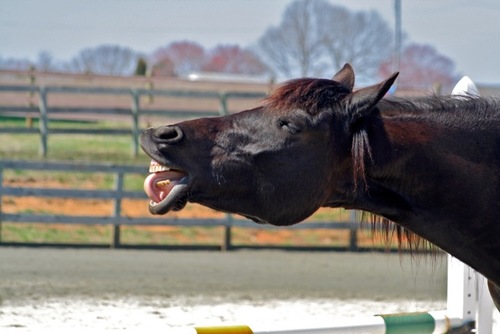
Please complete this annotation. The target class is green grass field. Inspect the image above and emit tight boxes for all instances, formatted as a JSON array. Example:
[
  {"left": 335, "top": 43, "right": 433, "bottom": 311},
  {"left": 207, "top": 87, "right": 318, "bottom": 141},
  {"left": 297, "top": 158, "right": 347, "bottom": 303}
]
[{"left": 0, "top": 116, "right": 147, "bottom": 163}]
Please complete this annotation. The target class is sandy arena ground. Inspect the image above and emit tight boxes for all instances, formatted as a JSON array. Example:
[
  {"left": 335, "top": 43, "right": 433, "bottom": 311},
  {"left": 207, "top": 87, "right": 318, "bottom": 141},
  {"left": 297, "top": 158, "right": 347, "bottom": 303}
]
[{"left": 0, "top": 247, "right": 497, "bottom": 332}]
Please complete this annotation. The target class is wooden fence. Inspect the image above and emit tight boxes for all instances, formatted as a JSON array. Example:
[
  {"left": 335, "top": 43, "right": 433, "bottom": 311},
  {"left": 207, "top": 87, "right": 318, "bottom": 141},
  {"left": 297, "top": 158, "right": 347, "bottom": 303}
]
[
  {"left": 0, "top": 84, "right": 266, "bottom": 157},
  {"left": 0, "top": 81, "right": 364, "bottom": 250},
  {"left": 0, "top": 160, "right": 360, "bottom": 250}
]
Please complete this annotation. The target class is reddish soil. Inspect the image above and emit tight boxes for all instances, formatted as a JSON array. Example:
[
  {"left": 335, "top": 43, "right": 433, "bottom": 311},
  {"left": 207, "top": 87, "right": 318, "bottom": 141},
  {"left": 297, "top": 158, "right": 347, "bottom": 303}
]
[{"left": 1, "top": 178, "right": 408, "bottom": 248}]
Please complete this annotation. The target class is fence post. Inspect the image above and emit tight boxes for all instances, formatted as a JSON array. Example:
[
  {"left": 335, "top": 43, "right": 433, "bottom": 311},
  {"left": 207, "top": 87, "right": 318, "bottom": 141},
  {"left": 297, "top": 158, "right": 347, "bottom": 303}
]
[
  {"left": 38, "top": 87, "right": 48, "bottom": 157},
  {"left": 222, "top": 214, "right": 233, "bottom": 251},
  {"left": 0, "top": 167, "right": 3, "bottom": 244},
  {"left": 26, "top": 66, "right": 36, "bottom": 128},
  {"left": 111, "top": 172, "right": 125, "bottom": 248},
  {"left": 447, "top": 255, "right": 494, "bottom": 333},
  {"left": 218, "top": 92, "right": 228, "bottom": 115},
  {"left": 146, "top": 80, "right": 154, "bottom": 104},
  {"left": 130, "top": 90, "right": 140, "bottom": 157},
  {"left": 349, "top": 210, "right": 358, "bottom": 251}
]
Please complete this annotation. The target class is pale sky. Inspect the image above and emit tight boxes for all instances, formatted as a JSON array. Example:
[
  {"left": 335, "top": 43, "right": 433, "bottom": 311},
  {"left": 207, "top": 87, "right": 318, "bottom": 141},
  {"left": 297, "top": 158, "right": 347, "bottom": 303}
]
[{"left": 1, "top": 0, "right": 500, "bottom": 84}]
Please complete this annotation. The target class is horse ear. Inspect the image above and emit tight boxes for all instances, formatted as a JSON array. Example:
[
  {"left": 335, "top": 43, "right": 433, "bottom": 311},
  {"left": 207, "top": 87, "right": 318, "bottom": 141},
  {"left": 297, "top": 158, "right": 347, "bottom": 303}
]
[
  {"left": 343, "top": 72, "right": 398, "bottom": 121},
  {"left": 332, "top": 63, "right": 355, "bottom": 91}
]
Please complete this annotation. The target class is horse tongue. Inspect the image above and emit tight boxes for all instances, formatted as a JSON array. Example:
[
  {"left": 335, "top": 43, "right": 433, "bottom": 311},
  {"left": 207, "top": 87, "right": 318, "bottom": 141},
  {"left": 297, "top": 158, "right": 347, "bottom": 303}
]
[{"left": 143, "top": 170, "right": 186, "bottom": 204}]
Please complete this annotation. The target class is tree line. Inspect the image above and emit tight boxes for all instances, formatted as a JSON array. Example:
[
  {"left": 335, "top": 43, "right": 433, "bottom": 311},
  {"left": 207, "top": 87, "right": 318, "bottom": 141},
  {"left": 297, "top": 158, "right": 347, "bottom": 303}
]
[{"left": 0, "top": 0, "right": 459, "bottom": 90}]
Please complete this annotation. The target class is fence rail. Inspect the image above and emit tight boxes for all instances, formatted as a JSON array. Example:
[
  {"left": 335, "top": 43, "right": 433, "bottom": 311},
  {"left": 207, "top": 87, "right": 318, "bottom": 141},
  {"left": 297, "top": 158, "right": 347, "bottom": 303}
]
[
  {"left": 0, "top": 160, "right": 360, "bottom": 250},
  {"left": 0, "top": 84, "right": 267, "bottom": 157}
]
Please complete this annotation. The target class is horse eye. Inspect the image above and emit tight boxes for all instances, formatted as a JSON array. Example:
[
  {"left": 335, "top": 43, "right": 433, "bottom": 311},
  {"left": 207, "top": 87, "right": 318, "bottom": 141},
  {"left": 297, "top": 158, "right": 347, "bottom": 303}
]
[
  {"left": 278, "top": 120, "right": 288, "bottom": 128},
  {"left": 278, "top": 119, "right": 300, "bottom": 134}
]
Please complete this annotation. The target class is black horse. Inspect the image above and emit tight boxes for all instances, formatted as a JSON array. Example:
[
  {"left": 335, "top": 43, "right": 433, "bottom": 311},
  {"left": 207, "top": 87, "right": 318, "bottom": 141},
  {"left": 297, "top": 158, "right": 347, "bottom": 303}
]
[{"left": 141, "top": 64, "right": 500, "bottom": 310}]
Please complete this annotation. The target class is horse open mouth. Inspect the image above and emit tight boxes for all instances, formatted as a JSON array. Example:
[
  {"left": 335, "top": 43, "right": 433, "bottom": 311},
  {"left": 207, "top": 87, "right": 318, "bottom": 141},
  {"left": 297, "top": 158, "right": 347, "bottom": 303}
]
[{"left": 143, "top": 160, "right": 189, "bottom": 215}]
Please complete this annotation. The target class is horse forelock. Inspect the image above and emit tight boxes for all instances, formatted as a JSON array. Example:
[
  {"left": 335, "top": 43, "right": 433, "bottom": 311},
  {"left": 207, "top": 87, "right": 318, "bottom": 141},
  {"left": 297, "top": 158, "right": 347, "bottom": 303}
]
[{"left": 264, "top": 78, "right": 350, "bottom": 115}]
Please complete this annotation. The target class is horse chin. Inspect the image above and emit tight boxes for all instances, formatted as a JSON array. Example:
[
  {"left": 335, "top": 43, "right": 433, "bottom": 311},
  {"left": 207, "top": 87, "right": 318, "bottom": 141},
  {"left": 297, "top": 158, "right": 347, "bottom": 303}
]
[
  {"left": 148, "top": 178, "right": 189, "bottom": 215},
  {"left": 240, "top": 210, "right": 304, "bottom": 226},
  {"left": 241, "top": 214, "right": 268, "bottom": 225}
]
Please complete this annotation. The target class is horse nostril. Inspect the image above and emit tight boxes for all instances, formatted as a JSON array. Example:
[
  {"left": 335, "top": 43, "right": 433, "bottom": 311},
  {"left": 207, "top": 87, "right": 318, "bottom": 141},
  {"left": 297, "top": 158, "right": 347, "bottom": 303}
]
[{"left": 154, "top": 125, "right": 184, "bottom": 144}]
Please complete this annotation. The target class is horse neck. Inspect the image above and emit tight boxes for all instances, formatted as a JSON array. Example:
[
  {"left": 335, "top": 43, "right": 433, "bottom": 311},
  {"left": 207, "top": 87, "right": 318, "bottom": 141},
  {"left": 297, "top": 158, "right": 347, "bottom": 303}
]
[{"left": 361, "top": 114, "right": 500, "bottom": 284}]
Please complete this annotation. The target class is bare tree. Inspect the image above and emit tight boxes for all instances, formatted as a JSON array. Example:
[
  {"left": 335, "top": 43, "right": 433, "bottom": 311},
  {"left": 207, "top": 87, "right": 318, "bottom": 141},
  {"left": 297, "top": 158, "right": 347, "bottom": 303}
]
[
  {"left": 256, "top": 0, "right": 394, "bottom": 82},
  {"left": 66, "top": 44, "right": 140, "bottom": 76},
  {"left": 0, "top": 57, "right": 32, "bottom": 71},
  {"left": 320, "top": 9, "right": 393, "bottom": 82},
  {"left": 151, "top": 41, "right": 205, "bottom": 76},
  {"left": 202, "top": 44, "right": 269, "bottom": 75},
  {"left": 257, "top": 0, "right": 330, "bottom": 77},
  {"left": 36, "top": 51, "right": 56, "bottom": 72}
]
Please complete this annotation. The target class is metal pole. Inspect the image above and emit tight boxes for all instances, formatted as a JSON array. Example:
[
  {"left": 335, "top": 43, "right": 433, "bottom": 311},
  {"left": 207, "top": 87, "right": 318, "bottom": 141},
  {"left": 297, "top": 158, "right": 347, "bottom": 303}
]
[
  {"left": 394, "top": 0, "right": 402, "bottom": 74},
  {"left": 190, "top": 311, "right": 467, "bottom": 334}
]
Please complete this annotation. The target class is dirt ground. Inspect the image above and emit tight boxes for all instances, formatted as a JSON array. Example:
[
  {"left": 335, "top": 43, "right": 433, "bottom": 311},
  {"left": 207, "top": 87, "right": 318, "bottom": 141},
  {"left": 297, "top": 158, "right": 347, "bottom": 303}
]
[
  {"left": 0, "top": 247, "right": 447, "bottom": 303},
  {"left": 8, "top": 248, "right": 500, "bottom": 332}
]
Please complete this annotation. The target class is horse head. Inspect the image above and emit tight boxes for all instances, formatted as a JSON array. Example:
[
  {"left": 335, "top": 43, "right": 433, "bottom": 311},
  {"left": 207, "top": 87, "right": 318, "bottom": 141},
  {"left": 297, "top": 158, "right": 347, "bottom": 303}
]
[{"left": 140, "top": 64, "right": 398, "bottom": 225}]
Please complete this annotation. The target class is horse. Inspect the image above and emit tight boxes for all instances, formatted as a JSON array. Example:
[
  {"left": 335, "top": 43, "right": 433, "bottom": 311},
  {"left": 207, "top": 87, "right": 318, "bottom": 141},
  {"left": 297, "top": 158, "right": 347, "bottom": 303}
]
[{"left": 140, "top": 64, "right": 500, "bottom": 311}]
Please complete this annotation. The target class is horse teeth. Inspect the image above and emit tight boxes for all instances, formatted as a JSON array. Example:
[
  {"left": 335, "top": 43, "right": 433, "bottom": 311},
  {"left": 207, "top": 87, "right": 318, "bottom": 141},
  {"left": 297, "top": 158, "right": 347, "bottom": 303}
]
[
  {"left": 156, "top": 180, "right": 170, "bottom": 188},
  {"left": 149, "top": 165, "right": 170, "bottom": 173}
]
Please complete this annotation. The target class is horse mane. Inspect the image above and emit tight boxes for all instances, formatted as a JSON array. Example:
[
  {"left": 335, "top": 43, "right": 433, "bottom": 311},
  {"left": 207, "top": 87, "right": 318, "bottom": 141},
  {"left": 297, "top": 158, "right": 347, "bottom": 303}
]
[
  {"left": 263, "top": 78, "right": 350, "bottom": 115},
  {"left": 352, "top": 127, "right": 429, "bottom": 253},
  {"left": 378, "top": 95, "right": 500, "bottom": 119},
  {"left": 361, "top": 95, "right": 500, "bottom": 253}
]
